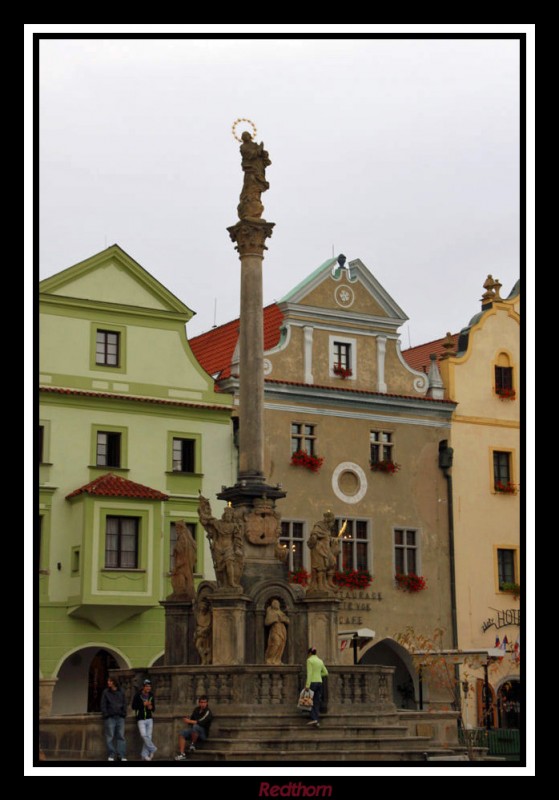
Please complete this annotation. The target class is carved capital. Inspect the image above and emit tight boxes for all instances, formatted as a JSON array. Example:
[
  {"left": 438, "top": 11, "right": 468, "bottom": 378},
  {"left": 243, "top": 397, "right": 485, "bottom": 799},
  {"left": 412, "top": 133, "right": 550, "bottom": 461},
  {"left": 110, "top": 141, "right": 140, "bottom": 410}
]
[{"left": 227, "top": 220, "right": 275, "bottom": 257}]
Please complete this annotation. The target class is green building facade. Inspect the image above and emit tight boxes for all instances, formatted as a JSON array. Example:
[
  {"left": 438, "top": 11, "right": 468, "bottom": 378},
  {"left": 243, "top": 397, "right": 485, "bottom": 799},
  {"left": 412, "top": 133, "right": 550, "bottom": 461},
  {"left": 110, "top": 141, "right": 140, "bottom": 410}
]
[{"left": 39, "top": 245, "right": 234, "bottom": 714}]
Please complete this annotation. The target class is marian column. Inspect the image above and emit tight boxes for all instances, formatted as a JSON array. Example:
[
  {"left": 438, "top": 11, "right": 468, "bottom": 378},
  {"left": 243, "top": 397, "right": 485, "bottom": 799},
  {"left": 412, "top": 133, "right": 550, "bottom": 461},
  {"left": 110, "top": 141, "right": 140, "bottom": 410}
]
[{"left": 214, "top": 122, "right": 286, "bottom": 592}]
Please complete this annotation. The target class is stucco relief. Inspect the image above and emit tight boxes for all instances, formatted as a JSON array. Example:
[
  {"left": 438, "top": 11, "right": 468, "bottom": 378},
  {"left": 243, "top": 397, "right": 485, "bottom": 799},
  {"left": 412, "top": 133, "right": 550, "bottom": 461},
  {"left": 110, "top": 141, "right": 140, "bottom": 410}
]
[{"left": 331, "top": 462, "right": 368, "bottom": 504}]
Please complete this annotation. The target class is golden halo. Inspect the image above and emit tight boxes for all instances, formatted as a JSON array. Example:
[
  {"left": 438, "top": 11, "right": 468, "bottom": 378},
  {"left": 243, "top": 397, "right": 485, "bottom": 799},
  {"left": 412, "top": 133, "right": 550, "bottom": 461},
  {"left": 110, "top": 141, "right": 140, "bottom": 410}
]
[{"left": 232, "top": 118, "right": 257, "bottom": 142}]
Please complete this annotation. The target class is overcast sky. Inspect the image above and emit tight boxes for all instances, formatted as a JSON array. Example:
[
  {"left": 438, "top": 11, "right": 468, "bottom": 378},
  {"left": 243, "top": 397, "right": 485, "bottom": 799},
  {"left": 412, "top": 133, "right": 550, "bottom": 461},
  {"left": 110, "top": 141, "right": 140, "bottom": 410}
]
[{"left": 38, "top": 34, "right": 525, "bottom": 348}]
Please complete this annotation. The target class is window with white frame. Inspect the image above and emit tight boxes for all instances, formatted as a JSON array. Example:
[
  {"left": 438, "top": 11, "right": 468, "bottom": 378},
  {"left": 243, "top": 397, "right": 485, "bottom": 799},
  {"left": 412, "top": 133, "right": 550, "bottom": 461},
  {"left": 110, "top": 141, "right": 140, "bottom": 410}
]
[
  {"left": 370, "top": 431, "right": 394, "bottom": 464},
  {"left": 329, "top": 335, "right": 356, "bottom": 378},
  {"left": 280, "top": 521, "right": 305, "bottom": 571},
  {"left": 335, "top": 518, "right": 369, "bottom": 571},
  {"left": 394, "top": 528, "right": 419, "bottom": 575}
]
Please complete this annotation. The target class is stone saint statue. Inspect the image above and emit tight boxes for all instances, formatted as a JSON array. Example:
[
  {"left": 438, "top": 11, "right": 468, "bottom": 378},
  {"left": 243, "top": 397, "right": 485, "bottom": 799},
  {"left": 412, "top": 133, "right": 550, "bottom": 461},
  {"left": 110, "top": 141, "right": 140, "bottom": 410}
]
[
  {"left": 198, "top": 495, "right": 244, "bottom": 589},
  {"left": 194, "top": 596, "right": 213, "bottom": 665},
  {"left": 264, "top": 599, "right": 289, "bottom": 665},
  {"left": 307, "top": 511, "right": 339, "bottom": 594},
  {"left": 169, "top": 520, "right": 197, "bottom": 600},
  {"left": 237, "top": 131, "right": 272, "bottom": 221}
]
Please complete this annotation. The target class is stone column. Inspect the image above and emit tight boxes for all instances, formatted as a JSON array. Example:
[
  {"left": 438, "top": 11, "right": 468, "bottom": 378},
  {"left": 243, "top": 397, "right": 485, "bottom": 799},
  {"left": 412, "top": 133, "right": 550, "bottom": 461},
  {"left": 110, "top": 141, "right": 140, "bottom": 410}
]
[
  {"left": 161, "top": 599, "right": 196, "bottom": 666},
  {"left": 228, "top": 219, "right": 275, "bottom": 485},
  {"left": 210, "top": 591, "right": 252, "bottom": 665},
  {"left": 304, "top": 595, "right": 341, "bottom": 665}
]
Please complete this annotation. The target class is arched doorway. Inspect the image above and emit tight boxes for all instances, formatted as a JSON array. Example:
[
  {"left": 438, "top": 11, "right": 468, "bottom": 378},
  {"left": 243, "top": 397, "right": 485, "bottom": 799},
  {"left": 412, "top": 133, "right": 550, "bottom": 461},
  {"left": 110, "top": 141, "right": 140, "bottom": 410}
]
[
  {"left": 87, "top": 650, "right": 119, "bottom": 712},
  {"left": 360, "top": 639, "right": 417, "bottom": 708},
  {"left": 497, "top": 679, "right": 520, "bottom": 729},
  {"left": 52, "top": 646, "right": 127, "bottom": 714}
]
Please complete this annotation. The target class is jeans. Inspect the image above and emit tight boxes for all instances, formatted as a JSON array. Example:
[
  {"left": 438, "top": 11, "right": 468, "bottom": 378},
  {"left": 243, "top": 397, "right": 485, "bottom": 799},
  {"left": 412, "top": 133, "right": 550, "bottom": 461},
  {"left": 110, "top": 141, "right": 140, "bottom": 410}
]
[
  {"left": 104, "top": 716, "right": 127, "bottom": 759},
  {"left": 179, "top": 723, "right": 208, "bottom": 742},
  {"left": 309, "top": 682, "right": 323, "bottom": 722},
  {"left": 137, "top": 718, "right": 157, "bottom": 759}
]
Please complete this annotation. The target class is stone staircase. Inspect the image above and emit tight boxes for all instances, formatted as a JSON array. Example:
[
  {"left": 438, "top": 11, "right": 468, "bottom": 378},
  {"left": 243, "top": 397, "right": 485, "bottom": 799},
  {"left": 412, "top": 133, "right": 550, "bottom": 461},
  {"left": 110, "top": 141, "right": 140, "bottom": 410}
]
[{"left": 175, "top": 711, "right": 463, "bottom": 762}]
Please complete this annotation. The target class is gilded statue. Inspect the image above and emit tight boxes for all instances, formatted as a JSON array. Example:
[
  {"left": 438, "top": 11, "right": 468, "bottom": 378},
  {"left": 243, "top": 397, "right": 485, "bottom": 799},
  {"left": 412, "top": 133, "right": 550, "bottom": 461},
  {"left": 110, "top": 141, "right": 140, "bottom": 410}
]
[
  {"left": 264, "top": 599, "right": 289, "bottom": 664},
  {"left": 169, "top": 520, "right": 197, "bottom": 600},
  {"left": 237, "top": 131, "right": 271, "bottom": 221},
  {"left": 198, "top": 494, "right": 244, "bottom": 589}
]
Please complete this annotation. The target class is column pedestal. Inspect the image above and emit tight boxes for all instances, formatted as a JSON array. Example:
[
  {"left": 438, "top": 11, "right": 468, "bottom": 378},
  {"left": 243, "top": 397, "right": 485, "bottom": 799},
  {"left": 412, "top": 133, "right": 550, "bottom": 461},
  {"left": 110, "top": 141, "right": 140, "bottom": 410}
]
[
  {"left": 211, "top": 591, "right": 252, "bottom": 665},
  {"left": 304, "top": 595, "right": 341, "bottom": 665},
  {"left": 161, "top": 599, "right": 196, "bottom": 666}
]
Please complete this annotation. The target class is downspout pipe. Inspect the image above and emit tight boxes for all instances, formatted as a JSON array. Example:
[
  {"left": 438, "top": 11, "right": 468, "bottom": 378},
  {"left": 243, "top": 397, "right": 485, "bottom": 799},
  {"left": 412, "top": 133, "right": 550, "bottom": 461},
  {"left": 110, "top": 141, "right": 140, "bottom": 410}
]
[{"left": 438, "top": 441, "right": 458, "bottom": 649}]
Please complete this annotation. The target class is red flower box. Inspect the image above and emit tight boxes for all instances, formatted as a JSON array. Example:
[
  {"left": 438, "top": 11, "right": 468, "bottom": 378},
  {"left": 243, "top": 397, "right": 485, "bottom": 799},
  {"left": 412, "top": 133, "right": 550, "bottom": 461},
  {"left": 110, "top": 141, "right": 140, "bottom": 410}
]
[
  {"left": 288, "top": 569, "right": 310, "bottom": 587},
  {"left": 333, "top": 363, "right": 352, "bottom": 379},
  {"left": 370, "top": 460, "right": 401, "bottom": 474},
  {"left": 395, "top": 572, "right": 427, "bottom": 593},
  {"left": 290, "top": 450, "right": 324, "bottom": 473},
  {"left": 333, "top": 569, "right": 373, "bottom": 589},
  {"left": 495, "top": 387, "right": 516, "bottom": 400},
  {"left": 495, "top": 481, "right": 518, "bottom": 494}
]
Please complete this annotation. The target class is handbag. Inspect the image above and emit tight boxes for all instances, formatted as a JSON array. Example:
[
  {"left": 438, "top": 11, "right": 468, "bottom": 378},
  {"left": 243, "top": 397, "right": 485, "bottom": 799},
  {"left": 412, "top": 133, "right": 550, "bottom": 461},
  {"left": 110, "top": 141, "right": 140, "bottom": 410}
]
[{"left": 297, "top": 687, "right": 314, "bottom": 712}]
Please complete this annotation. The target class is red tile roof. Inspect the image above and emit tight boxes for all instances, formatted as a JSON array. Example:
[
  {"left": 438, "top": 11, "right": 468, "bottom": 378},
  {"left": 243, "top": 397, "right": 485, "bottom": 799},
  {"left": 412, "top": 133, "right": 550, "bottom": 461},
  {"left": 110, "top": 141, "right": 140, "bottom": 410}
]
[
  {"left": 189, "top": 304, "right": 283, "bottom": 378},
  {"left": 401, "top": 333, "right": 460, "bottom": 373},
  {"left": 264, "top": 378, "right": 453, "bottom": 404},
  {"left": 66, "top": 473, "right": 169, "bottom": 500}
]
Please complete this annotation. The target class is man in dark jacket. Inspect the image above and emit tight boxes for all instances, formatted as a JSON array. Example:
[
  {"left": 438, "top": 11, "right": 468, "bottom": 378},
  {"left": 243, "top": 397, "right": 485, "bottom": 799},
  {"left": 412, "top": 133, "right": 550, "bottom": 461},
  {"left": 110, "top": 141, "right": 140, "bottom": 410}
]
[
  {"left": 132, "top": 679, "right": 158, "bottom": 761},
  {"left": 100, "top": 678, "right": 127, "bottom": 761},
  {"left": 174, "top": 696, "right": 213, "bottom": 759}
]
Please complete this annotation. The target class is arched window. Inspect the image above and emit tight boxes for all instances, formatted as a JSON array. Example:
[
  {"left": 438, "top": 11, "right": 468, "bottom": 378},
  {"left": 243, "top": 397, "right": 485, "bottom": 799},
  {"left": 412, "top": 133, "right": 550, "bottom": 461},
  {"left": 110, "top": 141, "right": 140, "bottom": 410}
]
[{"left": 494, "top": 353, "right": 515, "bottom": 399}]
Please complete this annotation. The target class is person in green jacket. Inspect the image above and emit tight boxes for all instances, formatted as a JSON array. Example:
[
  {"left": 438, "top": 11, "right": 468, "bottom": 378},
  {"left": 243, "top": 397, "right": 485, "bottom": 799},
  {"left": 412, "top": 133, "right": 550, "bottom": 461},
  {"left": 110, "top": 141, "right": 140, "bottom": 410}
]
[{"left": 305, "top": 648, "right": 328, "bottom": 727}]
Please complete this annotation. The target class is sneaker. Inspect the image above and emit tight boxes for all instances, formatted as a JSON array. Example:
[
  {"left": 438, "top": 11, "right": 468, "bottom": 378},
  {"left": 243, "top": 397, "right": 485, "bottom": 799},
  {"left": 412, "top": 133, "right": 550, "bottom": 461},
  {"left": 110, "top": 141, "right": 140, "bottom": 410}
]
[
  {"left": 174, "top": 753, "right": 188, "bottom": 761},
  {"left": 120, "top": 758, "right": 128, "bottom": 761},
  {"left": 189, "top": 744, "right": 196, "bottom": 752},
  {"left": 108, "top": 756, "right": 116, "bottom": 761},
  {"left": 307, "top": 720, "right": 319, "bottom": 726}
]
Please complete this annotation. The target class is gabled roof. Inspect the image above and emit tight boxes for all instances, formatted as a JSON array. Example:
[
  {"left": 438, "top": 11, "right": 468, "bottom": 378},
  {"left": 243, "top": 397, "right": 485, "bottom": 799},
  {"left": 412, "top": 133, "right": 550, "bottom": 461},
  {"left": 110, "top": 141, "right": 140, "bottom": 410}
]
[
  {"left": 66, "top": 473, "right": 169, "bottom": 501},
  {"left": 40, "top": 244, "right": 194, "bottom": 320},
  {"left": 190, "top": 304, "right": 283, "bottom": 379},
  {"left": 280, "top": 257, "right": 408, "bottom": 322},
  {"left": 402, "top": 333, "right": 460, "bottom": 373}
]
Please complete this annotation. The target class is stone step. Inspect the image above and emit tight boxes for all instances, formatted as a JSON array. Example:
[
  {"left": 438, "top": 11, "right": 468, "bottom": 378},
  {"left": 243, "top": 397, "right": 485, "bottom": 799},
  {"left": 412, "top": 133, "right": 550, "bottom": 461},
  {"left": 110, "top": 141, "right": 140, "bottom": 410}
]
[
  {"left": 210, "top": 734, "right": 435, "bottom": 753},
  {"left": 170, "top": 747, "right": 462, "bottom": 763},
  {"left": 217, "top": 722, "right": 412, "bottom": 738}
]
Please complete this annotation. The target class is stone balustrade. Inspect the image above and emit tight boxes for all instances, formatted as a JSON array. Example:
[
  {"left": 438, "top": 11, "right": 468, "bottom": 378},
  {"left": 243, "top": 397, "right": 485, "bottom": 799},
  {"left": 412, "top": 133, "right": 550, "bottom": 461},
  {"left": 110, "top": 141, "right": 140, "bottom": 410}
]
[{"left": 113, "top": 663, "right": 396, "bottom": 714}]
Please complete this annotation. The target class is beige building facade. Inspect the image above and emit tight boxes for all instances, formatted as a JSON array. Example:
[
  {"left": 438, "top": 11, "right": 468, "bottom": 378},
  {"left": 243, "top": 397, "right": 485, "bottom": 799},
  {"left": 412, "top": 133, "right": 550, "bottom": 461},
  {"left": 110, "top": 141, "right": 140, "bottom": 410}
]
[{"left": 192, "top": 257, "right": 457, "bottom": 709}]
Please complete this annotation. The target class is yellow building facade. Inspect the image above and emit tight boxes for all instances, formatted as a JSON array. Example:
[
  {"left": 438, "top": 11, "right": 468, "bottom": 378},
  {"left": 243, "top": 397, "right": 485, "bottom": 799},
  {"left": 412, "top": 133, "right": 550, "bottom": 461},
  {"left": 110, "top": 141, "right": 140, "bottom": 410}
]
[{"left": 439, "top": 278, "right": 521, "bottom": 731}]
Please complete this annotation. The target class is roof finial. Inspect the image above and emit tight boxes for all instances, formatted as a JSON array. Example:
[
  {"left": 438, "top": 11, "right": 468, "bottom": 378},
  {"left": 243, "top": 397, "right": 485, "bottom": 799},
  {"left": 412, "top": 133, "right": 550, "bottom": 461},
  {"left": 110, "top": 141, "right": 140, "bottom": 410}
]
[
  {"left": 481, "top": 275, "right": 496, "bottom": 308},
  {"left": 439, "top": 332, "right": 456, "bottom": 360}
]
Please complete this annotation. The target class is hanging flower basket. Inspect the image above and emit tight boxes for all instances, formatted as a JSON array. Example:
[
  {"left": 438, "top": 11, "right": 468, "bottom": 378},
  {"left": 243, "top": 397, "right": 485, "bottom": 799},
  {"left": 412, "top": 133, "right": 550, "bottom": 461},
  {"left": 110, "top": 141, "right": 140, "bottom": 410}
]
[
  {"left": 333, "top": 569, "right": 373, "bottom": 589},
  {"left": 495, "top": 481, "right": 519, "bottom": 495},
  {"left": 333, "top": 363, "right": 352, "bottom": 379},
  {"left": 290, "top": 450, "right": 324, "bottom": 473},
  {"left": 495, "top": 387, "right": 516, "bottom": 400},
  {"left": 395, "top": 572, "right": 427, "bottom": 593},
  {"left": 370, "top": 460, "right": 401, "bottom": 474},
  {"left": 288, "top": 568, "right": 310, "bottom": 587}
]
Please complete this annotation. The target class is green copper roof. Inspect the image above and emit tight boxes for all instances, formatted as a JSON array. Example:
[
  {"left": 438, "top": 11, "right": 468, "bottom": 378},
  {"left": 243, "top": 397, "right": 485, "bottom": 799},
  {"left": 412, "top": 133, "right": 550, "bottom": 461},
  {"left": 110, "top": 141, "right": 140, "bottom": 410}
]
[{"left": 279, "top": 258, "right": 338, "bottom": 303}]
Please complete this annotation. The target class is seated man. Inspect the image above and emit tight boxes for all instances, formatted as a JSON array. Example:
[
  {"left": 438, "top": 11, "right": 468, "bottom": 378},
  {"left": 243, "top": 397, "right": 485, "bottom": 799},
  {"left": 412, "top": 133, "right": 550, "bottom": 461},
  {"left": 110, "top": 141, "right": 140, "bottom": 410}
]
[{"left": 174, "top": 695, "right": 213, "bottom": 759}]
